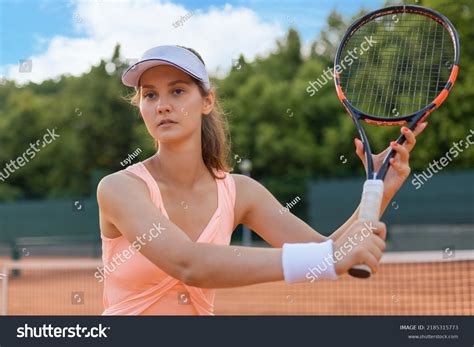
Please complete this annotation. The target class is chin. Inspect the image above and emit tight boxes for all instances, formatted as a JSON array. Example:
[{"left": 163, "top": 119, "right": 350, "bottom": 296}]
[
  {"left": 153, "top": 123, "right": 199, "bottom": 146},
  {"left": 154, "top": 130, "right": 187, "bottom": 145}
]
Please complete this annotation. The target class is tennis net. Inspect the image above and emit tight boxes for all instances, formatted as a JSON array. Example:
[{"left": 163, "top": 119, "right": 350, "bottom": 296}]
[
  {"left": 1, "top": 250, "right": 472, "bottom": 315},
  {"left": 215, "top": 250, "right": 474, "bottom": 315},
  {"left": 0, "top": 258, "right": 103, "bottom": 315}
]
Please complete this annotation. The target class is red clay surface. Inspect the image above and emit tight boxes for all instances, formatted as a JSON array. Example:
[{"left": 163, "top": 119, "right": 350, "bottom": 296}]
[{"left": 2, "top": 258, "right": 472, "bottom": 315}]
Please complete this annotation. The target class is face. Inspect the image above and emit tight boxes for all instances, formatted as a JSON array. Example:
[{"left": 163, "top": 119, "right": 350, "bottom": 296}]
[{"left": 138, "top": 65, "right": 214, "bottom": 145}]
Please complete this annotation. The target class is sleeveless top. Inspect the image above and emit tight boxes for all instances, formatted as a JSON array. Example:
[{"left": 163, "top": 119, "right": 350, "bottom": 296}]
[{"left": 101, "top": 162, "right": 236, "bottom": 315}]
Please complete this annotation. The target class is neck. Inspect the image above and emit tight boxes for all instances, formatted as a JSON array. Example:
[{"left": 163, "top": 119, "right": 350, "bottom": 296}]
[{"left": 151, "top": 140, "right": 210, "bottom": 190}]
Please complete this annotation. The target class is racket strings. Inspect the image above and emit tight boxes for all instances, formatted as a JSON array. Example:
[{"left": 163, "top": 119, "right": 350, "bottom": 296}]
[{"left": 339, "top": 12, "right": 455, "bottom": 118}]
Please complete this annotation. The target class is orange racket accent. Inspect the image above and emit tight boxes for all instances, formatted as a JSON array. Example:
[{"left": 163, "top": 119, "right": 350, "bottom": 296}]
[
  {"left": 432, "top": 65, "right": 458, "bottom": 106},
  {"left": 336, "top": 84, "right": 345, "bottom": 101},
  {"left": 432, "top": 89, "right": 449, "bottom": 107},
  {"left": 365, "top": 118, "right": 407, "bottom": 126},
  {"left": 448, "top": 64, "right": 459, "bottom": 87}
]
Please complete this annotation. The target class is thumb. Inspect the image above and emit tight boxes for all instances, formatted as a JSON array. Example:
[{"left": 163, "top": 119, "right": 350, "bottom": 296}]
[{"left": 354, "top": 138, "right": 365, "bottom": 163}]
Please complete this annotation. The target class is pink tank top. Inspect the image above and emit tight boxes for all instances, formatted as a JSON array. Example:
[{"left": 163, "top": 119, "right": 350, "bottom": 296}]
[{"left": 101, "top": 162, "right": 236, "bottom": 315}]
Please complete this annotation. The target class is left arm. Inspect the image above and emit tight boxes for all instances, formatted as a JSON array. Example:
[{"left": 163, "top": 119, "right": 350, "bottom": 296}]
[
  {"left": 234, "top": 123, "right": 426, "bottom": 246},
  {"left": 233, "top": 174, "right": 327, "bottom": 247}
]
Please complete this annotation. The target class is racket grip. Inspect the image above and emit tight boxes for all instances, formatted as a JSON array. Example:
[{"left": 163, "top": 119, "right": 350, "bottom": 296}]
[
  {"left": 349, "top": 179, "right": 384, "bottom": 279},
  {"left": 358, "top": 179, "right": 384, "bottom": 221}
]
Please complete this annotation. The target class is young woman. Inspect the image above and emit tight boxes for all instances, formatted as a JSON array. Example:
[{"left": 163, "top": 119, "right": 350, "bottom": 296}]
[{"left": 97, "top": 45, "right": 426, "bottom": 315}]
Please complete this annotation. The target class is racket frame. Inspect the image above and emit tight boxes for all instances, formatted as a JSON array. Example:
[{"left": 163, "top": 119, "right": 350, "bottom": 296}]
[
  {"left": 334, "top": 4, "right": 459, "bottom": 181},
  {"left": 333, "top": 5, "right": 460, "bottom": 278}
]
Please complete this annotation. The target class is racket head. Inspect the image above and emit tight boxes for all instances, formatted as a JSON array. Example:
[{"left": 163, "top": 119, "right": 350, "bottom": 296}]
[{"left": 334, "top": 5, "right": 459, "bottom": 125}]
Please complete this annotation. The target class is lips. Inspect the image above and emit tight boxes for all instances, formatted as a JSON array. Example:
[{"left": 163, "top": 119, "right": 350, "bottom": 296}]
[{"left": 158, "top": 119, "right": 178, "bottom": 126}]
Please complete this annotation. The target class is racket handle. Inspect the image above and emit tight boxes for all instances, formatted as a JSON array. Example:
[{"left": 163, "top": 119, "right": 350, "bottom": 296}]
[
  {"left": 359, "top": 179, "right": 384, "bottom": 221},
  {"left": 349, "top": 179, "right": 384, "bottom": 279},
  {"left": 348, "top": 264, "right": 372, "bottom": 278}
]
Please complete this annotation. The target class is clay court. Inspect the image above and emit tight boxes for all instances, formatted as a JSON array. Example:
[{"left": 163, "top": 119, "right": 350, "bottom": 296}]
[{"left": 2, "top": 254, "right": 472, "bottom": 315}]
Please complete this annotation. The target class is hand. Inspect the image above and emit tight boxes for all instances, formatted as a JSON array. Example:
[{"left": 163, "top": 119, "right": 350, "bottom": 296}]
[
  {"left": 354, "top": 122, "right": 428, "bottom": 202},
  {"left": 333, "top": 220, "right": 386, "bottom": 276}
]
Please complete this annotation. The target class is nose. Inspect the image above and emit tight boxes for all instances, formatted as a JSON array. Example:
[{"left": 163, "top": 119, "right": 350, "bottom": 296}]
[{"left": 156, "top": 101, "right": 172, "bottom": 115}]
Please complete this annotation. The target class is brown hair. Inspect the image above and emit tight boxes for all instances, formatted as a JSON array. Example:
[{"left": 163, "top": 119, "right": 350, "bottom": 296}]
[{"left": 128, "top": 47, "right": 231, "bottom": 179}]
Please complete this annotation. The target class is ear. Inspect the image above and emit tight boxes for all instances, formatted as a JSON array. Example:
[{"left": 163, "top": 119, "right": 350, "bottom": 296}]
[{"left": 202, "top": 89, "right": 215, "bottom": 116}]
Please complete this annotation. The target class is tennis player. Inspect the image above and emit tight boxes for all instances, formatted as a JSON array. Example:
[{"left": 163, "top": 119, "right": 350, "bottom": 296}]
[{"left": 97, "top": 45, "right": 426, "bottom": 315}]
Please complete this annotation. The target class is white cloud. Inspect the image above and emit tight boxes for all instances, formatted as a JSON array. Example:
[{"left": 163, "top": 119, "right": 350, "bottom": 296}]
[{"left": 3, "top": 0, "right": 284, "bottom": 84}]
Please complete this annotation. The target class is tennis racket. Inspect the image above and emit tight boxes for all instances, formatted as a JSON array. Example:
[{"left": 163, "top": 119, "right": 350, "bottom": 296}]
[{"left": 334, "top": 5, "right": 459, "bottom": 278}]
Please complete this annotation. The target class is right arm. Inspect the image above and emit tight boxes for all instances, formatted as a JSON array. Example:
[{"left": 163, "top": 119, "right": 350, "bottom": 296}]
[
  {"left": 97, "top": 172, "right": 386, "bottom": 288},
  {"left": 97, "top": 172, "right": 283, "bottom": 288}
]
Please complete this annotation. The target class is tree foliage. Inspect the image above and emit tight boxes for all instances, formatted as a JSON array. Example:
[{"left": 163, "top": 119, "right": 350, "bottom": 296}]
[{"left": 0, "top": 1, "right": 472, "bottom": 201}]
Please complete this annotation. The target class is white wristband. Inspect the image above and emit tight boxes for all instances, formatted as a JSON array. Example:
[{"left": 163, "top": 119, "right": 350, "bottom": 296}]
[{"left": 282, "top": 240, "right": 338, "bottom": 284}]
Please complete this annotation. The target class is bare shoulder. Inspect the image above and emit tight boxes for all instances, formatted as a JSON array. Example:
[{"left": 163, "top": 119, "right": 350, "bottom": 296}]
[
  {"left": 97, "top": 170, "right": 149, "bottom": 213},
  {"left": 231, "top": 173, "right": 263, "bottom": 197},
  {"left": 230, "top": 173, "right": 249, "bottom": 187}
]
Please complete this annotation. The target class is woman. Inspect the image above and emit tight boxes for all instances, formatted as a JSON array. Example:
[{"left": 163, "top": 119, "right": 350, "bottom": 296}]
[{"left": 97, "top": 45, "right": 426, "bottom": 315}]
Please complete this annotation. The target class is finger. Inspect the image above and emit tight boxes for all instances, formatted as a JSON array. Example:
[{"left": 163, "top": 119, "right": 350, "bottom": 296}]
[
  {"left": 389, "top": 157, "right": 411, "bottom": 177},
  {"left": 412, "top": 122, "right": 428, "bottom": 137},
  {"left": 401, "top": 126, "right": 416, "bottom": 152},
  {"left": 369, "top": 242, "right": 383, "bottom": 262},
  {"left": 372, "top": 235, "right": 386, "bottom": 252},
  {"left": 370, "top": 221, "right": 387, "bottom": 240},
  {"left": 363, "top": 253, "right": 380, "bottom": 274},
  {"left": 391, "top": 141, "right": 409, "bottom": 163}
]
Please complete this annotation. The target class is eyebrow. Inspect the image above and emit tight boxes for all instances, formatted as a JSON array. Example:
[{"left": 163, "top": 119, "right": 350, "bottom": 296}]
[{"left": 141, "top": 80, "right": 191, "bottom": 89}]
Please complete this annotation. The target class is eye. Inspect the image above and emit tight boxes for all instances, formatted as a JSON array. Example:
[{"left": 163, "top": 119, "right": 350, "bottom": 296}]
[
  {"left": 173, "top": 88, "right": 184, "bottom": 96},
  {"left": 143, "top": 91, "right": 156, "bottom": 100}
]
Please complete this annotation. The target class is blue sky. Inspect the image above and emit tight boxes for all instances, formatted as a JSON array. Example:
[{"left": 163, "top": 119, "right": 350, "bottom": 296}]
[
  {"left": 0, "top": 0, "right": 385, "bottom": 83},
  {"left": 1, "top": 0, "right": 78, "bottom": 65}
]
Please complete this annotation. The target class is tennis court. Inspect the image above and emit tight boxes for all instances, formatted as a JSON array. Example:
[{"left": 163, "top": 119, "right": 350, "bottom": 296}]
[{"left": 2, "top": 251, "right": 472, "bottom": 315}]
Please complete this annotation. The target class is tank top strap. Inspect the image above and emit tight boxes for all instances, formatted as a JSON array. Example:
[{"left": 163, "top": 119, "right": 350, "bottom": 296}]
[
  {"left": 124, "top": 162, "right": 168, "bottom": 217},
  {"left": 218, "top": 171, "right": 236, "bottom": 212}
]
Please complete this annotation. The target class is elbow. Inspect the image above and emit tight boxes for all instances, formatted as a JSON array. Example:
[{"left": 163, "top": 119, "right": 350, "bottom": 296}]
[
  {"left": 179, "top": 262, "right": 208, "bottom": 287},
  {"left": 145, "top": 240, "right": 205, "bottom": 286},
  {"left": 180, "top": 266, "right": 202, "bottom": 287},
  {"left": 173, "top": 245, "right": 206, "bottom": 287}
]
